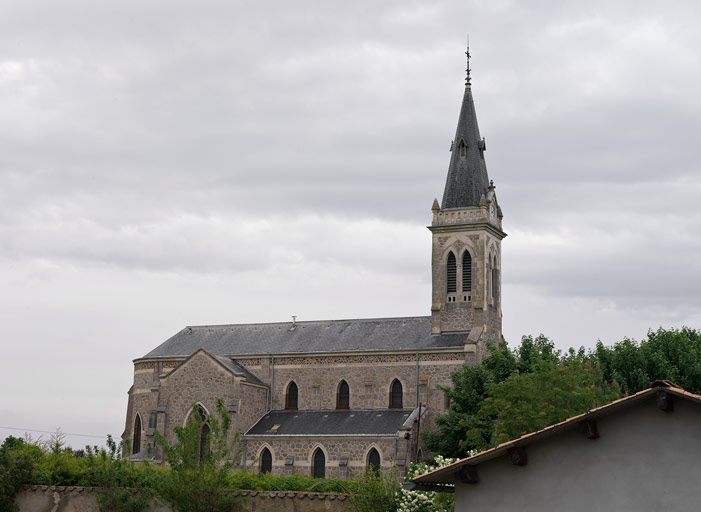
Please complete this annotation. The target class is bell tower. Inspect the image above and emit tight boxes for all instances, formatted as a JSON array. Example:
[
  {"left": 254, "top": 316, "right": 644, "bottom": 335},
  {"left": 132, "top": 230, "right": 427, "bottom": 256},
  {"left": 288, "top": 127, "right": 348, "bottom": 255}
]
[{"left": 429, "top": 47, "right": 505, "bottom": 343}]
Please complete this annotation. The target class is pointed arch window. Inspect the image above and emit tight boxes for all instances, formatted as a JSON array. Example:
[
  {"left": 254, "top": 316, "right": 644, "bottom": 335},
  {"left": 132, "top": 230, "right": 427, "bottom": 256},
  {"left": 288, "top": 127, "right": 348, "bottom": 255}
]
[
  {"left": 260, "top": 448, "right": 272, "bottom": 474},
  {"left": 446, "top": 252, "right": 457, "bottom": 293},
  {"left": 367, "top": 448, "right": 381, "bottom": 477},
  {"left": 462, "top": 251, "right": 472, "bottom": 292},
  {"left": 312, "top": 448, "right": 326, "bottom": 479},
  {"left": 491, "top": 255, "right": 498, "bottom": 304},
  {"left": 286, "top": 381, "right": 298, "bottom": 411},
  {"left": 336, "top": 380, "right": 350, "bottom": 410},
  {"left": 389, "top": 379, "right": 403, "bottom": 409},
  {"left": 187, "top": 405, "right": 210, "bottom": 462},
  {"left": 132, "top": 414, "right": 141, "bottom": 455}
]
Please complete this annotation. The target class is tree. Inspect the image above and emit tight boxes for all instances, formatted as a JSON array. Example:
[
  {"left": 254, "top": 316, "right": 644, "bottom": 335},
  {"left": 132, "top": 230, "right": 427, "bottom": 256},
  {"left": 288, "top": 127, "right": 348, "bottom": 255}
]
[
  {"left": 596, "top": 327, "right": 701, "bottom": 394},
  {"left": 152, "top": 399, "right": 242, "bottom": 512},
  {"left": 476, "top": 358, "right": 620, "bottom": 448},
  {"left": 424, "top": 336, "right": 555, "bottom": 457}
]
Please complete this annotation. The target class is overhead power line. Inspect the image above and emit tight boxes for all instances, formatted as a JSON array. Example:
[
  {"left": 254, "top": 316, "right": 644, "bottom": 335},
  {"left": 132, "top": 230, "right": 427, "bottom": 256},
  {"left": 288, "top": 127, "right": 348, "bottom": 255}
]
[{"left": 0, "top": 426, "right": 109, "bottom": 439}]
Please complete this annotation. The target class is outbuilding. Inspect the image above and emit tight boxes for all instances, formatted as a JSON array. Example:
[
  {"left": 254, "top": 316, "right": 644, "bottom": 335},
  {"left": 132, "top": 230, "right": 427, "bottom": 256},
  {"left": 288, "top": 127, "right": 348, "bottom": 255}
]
[{"left": 413, "top": 380, "right": 701, "bottom": 512}]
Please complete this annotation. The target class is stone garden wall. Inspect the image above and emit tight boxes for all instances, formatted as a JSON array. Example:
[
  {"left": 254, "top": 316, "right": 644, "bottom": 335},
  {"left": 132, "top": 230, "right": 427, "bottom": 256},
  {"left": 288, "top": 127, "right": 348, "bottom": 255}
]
[{"left": 16, "top": 485, "right": 352, "bottom": 512}]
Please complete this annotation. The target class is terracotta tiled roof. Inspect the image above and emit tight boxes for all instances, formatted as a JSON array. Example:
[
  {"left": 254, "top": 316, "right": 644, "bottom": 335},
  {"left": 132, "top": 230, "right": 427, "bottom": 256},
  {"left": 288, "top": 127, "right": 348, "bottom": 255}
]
[{"left": 414, "top": 380, "right": 701, "bottom": 485}]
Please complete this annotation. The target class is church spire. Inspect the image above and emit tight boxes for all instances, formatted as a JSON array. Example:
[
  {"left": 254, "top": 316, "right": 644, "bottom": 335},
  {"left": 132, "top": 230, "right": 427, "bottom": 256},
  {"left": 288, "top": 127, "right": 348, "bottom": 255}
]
[{"left": 441, "top": 46, "right": 490, "bottom": 210}]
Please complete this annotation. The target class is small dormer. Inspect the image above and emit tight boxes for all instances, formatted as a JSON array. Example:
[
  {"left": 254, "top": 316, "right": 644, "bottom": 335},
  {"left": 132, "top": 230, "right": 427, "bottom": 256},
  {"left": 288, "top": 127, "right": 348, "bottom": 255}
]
[{"left": 457, "top": 138, "right": 467, "bottom": 158}]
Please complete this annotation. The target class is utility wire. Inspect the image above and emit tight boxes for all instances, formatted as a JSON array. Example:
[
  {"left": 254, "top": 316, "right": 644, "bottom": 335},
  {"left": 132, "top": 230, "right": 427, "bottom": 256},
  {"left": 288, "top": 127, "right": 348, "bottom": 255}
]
[{"left": 0, "top": 426, "right": 109, "bottom": 439}]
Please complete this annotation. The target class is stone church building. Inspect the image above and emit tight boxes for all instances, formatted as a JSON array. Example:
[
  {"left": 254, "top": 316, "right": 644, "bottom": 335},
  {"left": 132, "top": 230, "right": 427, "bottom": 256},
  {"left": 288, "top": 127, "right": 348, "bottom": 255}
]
[{"left": 123, "top": 55, "right": 505, "bottom": 479}]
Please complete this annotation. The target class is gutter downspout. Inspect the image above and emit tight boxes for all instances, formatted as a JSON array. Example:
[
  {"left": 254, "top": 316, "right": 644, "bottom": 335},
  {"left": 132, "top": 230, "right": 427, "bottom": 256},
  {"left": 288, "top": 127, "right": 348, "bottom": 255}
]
[
  {"left": 269, "top": 356, "right": 275, "bottom": 412},
  {"left": 415, "top": 352, "right": 420, "bottom": 406}
]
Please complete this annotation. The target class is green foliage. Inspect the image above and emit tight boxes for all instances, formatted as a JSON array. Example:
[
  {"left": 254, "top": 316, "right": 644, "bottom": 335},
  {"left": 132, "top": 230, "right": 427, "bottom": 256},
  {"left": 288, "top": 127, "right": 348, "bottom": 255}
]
[
  {"left": 596, "top": 327, "right": 701, "bottom": 394},
  {"left": 477, "top": 359, "right": 620, "bottom": 448},
  {"left": 425, "top": 334, "right": 623, "bottom": 456},
  {"left": 347, "top": 466, "right": 401, "bottom": 512},
  {"left": 151, "top": 399, "right": 242, "bottom": 512},
  {"left": 226, "top": 470, "right": 345, "bottom": 493},
  {"left": 0, "top": 437, "right": 35, "bottom": 512},
  {"left": 85, "top": 436, "right": 151, "bottom": 512},
  {"left": 424, "top": 339, "right": 519, "bottom": 457},
  {"left": 398, "top": 456, "right": 456, "bottom": 512},
  {"left": 2, "top": 431, "right": 90, "bottom": 487}
]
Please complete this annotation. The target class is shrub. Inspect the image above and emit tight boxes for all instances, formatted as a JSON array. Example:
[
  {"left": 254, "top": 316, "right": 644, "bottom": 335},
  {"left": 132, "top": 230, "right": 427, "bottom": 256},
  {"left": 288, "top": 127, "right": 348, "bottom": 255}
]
[
  {"left": 348, "top": 466, "right": 400, "bottom": 512},
  {"left": 85, "top": 436, "right": 151, "bottom": 512},
  {"left": 0, "top": 437, "right": 35, "bottom": 512}
]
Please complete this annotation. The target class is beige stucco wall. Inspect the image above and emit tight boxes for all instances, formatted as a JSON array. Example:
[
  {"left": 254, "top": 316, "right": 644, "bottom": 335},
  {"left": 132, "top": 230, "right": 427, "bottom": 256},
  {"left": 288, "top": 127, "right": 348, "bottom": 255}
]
[{"left": 454, "top": 396, "right": 701, "bottom": 512}]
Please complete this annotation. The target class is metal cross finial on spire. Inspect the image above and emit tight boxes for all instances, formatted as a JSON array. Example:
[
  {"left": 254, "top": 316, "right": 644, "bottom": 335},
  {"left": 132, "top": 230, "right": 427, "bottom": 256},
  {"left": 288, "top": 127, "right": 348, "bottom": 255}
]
[{"left": 465, "top": 35, "right": 471, "bottom": 87}]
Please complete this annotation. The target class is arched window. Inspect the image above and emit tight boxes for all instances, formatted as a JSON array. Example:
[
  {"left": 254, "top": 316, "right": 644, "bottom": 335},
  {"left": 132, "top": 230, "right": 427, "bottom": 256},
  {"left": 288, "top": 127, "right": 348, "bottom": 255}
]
[
  {"left": 312, "top": 448, "right": 325, "bottom": 479},
  {"left": 462, "top": 251, "right": 472, "bottom": 292},
  {"left": 188, "top": 405, "right": 210, "bottom": 462},
  {"left": 337, "top": 380, "right": 350, "bottom": 410},
  {"left": 199, "top": 422, "right": 210, "bottom": 462},
  {"left": 367, "top": 448, "right": 381, "bottom": 477},
  {"left": 286, "top": 381, "right": 298, "bottom": 411},
  {"left": 260, "top": 448, "right": 272, "bottom": 474},
  {"left": 447, "top": 252, "right": 457, "bottom": 293},
  {"left": 132, "top": 414, "right": 141, "bottom": 455},
  {"left": 389, "top": 379, "right": 403, "bottom": 409},
  {"left": 491, "top": 255, "right": 498, "bottom": 303}
]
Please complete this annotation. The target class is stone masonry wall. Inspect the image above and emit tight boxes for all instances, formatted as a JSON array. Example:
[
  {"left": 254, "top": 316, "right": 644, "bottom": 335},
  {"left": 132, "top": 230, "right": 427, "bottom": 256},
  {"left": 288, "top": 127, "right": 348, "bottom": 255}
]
[
  {"left": 243, "top": 435, "right": 413, "bottom": 479},
  {"left": 249, "top": 353, "right": 463, "bottom": 417},
  {"left": 126, "top": 350, "right": 466, "bottom": 460}
]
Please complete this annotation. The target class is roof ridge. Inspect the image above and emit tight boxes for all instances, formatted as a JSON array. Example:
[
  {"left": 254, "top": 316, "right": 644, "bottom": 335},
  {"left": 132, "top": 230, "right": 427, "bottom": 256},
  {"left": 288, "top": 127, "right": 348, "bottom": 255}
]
[{"left": 183, "top": 316, "right": 431, "bottom": 329}]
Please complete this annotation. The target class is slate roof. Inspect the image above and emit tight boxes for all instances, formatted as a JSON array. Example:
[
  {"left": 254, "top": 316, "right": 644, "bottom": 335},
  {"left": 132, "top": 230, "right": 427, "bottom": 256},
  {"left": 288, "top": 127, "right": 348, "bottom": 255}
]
[
  {"left": 214, "top": 356, "right": 264, "bottom": 385},
  {"left": 142, "top": 316, "right": 467, "bottom": 358},
  {"left": 246, "top": 409, "right": 414, "bottom": 436},
  {"left": 441, "top": 83, "right": 491, "bottom": 210}
]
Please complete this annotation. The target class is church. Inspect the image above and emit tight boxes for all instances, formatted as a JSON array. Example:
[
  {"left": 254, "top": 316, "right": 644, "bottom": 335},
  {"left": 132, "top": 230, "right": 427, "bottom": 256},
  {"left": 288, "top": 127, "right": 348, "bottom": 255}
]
[{"left": 123, "top": 51, "right": 505, "bottom": 479}]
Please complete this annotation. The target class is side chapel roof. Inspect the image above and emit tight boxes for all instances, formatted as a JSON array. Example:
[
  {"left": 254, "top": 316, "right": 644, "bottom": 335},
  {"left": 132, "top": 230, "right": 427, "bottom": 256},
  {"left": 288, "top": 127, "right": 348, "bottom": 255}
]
[{"left": 246, "top": 409, "right": 415, "bottom": 436}]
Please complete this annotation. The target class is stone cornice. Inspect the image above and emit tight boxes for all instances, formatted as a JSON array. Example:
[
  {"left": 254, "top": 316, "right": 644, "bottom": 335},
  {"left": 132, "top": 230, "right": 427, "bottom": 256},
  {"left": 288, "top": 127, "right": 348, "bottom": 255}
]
[
  {"left": 133, "top": 346, "right": 465, "bottom": 365},
  {"left": 428, "top": 221, "right": 507, "bottom": 240}
]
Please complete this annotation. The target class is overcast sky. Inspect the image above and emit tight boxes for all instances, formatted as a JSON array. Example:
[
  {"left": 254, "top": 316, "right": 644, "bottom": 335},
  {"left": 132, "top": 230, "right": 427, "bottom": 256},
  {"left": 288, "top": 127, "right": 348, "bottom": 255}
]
[{"left": 1, "top": 0, "right": 700, "bottom": 449}]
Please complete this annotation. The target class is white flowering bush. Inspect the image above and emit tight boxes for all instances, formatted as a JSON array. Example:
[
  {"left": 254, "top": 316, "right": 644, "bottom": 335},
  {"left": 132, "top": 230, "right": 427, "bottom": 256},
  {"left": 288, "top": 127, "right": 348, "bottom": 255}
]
[{"left": 397, "top": 455, "right": 458, "bottom": 512}]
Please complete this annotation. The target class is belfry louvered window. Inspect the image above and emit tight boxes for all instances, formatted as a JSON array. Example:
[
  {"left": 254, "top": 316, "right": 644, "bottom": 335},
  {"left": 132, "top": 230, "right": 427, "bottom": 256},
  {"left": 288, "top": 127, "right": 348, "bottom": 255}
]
[
  {"left": 337, "top": 380, "right": 350, "bottom": 410},
  {"left": 286, "top": 382, "right": 298, "bottom": 411},
  {"left": 447, "top": 252, "right": 457, "bottom": 293},
  {"left": 462, "top": 251, "right": 472, "bottom": 292},
  {"left": 491, "top": 256, "right": 498, "bottom": 303}
]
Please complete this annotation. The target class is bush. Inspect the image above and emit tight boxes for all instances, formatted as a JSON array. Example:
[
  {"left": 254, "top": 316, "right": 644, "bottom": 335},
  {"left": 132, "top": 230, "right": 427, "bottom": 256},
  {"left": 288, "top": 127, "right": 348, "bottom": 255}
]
[
  {"left": 397, "top": 456, "right": 456, "bottom": 512},
  {"left": 227, "top": 470, "right": 345, "bottom": 493},
  {"left": 348, "top": 466, "right": 400, "bottom": 512},
  {"left": 85, "top": 436, "right": 151, "bottom": 512},
  {"left": 0, "top": 437, "right": 35, "bottom": 512}
]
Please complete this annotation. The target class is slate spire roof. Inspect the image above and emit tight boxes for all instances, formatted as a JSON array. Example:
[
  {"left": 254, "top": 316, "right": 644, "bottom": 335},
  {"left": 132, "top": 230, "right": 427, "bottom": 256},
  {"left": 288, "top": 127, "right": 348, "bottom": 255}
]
[{"left": 441, "top": 47, "right": 491, "bottom": 210}]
